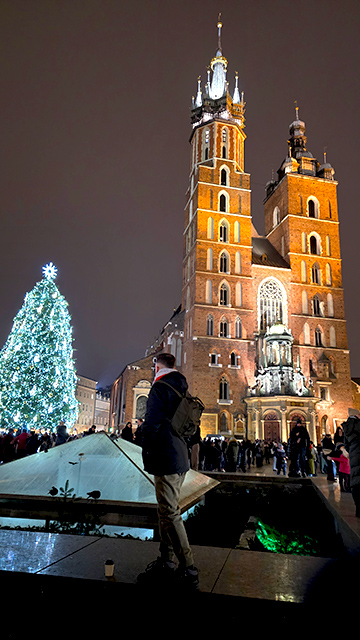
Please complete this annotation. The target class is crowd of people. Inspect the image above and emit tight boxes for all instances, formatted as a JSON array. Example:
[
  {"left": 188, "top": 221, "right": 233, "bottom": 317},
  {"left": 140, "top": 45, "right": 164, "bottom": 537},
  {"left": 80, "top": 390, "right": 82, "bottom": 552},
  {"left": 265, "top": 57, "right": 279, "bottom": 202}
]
[
  {"left": 0, "top": 421, "right": 97, "bottom": 464},
  {"left": 118, "top": 417, "right": 350, "bottom": 487},
  {"left": 185, "top": 423, "right": 350, "bottom": 487}
]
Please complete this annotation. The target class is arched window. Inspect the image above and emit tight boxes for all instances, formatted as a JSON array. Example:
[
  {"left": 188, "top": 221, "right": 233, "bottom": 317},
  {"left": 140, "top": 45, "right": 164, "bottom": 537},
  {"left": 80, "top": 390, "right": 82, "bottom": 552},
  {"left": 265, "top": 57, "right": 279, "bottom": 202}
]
[
  {"left": 325, "top": 263, "right": 332, "bottom": 286},
  {"left": 315, "top": 327, "right": 323, "bottom": 347},
  {"left": 219, "top": 219, "right": 229, "bottom": 242},
  {"left": 235, "top": 316, "right": 242, "bottom": 339},
  {"left": 235, "top": 251, "right": 241, "bottom": 274},
  {"left": 330, "top": 326, "right": 336, "bottom": 348},
  {"left": 207, "top": 314, "right": 214, "bottom": 336},
  {"left": 312, "top": 262, "right": 321, "bottom": 285},
  {"left": 207, "top": 216, "right": 214, "bottom": 239},
  {"left": 220, "top": 411, "right": 228, "bottom": 430},
  {"left": 301, "top": 260, "right": 307, "bottom": 282},
  {"left": 313, "top": 294, "right": 321, "bottom": 316},
  {"left": 309, "top": 234, "right": 321, "bottom": 255},
  {"left": 219, "top": 376, "right": 229, "bottom": 401},
  {"left": 220, "top": 166, "right": 229, "bottom": 186},
  {"left": 219, "top": 193, "right": 226, "bottom": 212},
  {"left": 205, "top": 280, "right": 212, "bottom": 304},
  {"left": 219, "top": 316, "right": 228, "bottom": 337},
  {"left": 210, "top": 351, "right": 219, "bottom": 366},
  {"left": 308, "top": 197, "right": 319, "bottom": 218},
  {"left": 219, "top": 250, "right": 229, "bottom": 273},
  {"left": 222, "top": 128, "right": 228, "bottom": 158},
  {"left": 230, "top": 351, "right": 240, "bottom": 367},
  {"left": 206, "top": 247, "right": 213, "bottom": 270},
  {"left": 234, "top": 221, "right": 240, "bottom": 243},
  {"left": 219, "top": 282, "right": 230, "bottom": 306},
  {"left": 273, "top": 206, "right": 280, "bottom": 227},
  {"left": 327, "top": 292, "right": 334, "bottom": 317},
  {"left": 203, "top": 128, "right": 210, "bottom": 160},
  {"left": 258, "top": 278, "right": 286, "bottom": 331}
]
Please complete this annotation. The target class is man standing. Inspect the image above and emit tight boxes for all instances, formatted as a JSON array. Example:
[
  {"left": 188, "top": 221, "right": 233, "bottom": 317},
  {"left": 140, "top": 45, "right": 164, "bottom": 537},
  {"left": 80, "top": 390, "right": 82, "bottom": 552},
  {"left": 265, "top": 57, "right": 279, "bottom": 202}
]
[{"left": 137, "top": 352, "right": 199, "bottom": 590}]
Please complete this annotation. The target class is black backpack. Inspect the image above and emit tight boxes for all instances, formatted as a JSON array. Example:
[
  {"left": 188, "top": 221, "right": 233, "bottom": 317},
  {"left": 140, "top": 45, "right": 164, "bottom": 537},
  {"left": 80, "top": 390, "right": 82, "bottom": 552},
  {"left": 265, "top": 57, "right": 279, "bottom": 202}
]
[{"left": 157, "top": 379, "right": 204, "bottom": 438}]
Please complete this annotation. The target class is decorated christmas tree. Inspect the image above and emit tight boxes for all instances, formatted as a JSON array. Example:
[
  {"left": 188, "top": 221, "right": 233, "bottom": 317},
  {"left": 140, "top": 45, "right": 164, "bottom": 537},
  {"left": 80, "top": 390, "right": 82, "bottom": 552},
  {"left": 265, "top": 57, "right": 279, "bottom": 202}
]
[{"left": 0, "top": 263, "right": 79, "bottom": 430}]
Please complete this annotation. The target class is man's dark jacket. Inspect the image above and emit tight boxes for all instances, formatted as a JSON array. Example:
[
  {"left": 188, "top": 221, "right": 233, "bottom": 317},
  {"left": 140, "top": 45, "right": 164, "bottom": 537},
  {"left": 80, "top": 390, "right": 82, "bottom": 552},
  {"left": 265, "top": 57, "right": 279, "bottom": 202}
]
[
  {"left": 141, "top": 370, "right": 189, "bottom": 476},
  {"left": 343, "top": 416, "right": 360, "bottom": 488}
]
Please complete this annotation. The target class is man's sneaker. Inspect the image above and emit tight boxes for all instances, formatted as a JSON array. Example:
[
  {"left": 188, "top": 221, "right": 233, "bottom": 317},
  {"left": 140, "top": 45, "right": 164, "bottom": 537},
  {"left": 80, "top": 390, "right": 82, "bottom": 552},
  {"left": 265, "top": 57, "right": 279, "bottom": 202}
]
[
  {"left": 175, "top": 565, "right": 199, "bottom": 591},
  {"left": 137, "top": 557, "right": 176, "bottom": 586}
]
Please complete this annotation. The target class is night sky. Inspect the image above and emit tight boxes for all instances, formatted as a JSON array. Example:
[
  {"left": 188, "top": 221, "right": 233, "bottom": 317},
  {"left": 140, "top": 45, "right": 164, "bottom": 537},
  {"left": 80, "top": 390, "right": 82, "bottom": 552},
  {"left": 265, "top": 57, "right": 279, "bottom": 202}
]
[{"left": 0, "top": 0, "right": 359, "bottom": 388}]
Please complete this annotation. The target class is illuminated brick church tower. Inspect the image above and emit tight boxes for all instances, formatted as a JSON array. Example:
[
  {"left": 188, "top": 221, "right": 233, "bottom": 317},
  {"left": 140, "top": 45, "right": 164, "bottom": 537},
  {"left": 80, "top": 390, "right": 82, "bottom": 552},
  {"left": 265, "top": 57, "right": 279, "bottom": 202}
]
[{"left": 110, "top": 20, "right": 353, "bottom": 442}]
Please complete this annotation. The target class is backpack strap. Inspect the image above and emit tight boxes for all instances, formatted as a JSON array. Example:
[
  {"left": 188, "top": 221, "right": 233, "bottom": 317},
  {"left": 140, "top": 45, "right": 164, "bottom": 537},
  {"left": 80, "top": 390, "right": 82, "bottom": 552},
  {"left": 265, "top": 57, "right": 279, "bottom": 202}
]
[{"left": 156, "top": 378, "right": 185, "bottom": 399}]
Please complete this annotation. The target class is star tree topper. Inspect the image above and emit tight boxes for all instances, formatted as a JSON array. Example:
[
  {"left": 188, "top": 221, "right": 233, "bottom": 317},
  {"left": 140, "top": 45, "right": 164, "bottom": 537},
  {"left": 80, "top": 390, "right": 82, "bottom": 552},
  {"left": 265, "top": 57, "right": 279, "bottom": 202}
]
[{"left": 42, "top": 262, "right": 58, "bottom": 280}]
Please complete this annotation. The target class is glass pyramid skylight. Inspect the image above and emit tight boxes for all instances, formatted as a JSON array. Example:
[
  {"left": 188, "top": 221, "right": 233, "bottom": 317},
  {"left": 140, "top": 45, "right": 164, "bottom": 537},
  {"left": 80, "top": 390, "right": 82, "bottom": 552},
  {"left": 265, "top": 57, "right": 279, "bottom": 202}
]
[{"left": 0, "top": 432, "right": 218, "bottom": 510}]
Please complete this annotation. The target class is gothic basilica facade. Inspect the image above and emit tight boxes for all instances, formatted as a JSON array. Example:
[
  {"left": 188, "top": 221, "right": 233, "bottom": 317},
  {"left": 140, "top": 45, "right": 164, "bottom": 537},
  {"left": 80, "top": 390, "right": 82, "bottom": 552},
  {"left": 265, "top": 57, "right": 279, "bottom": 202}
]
[{"left": 110, "top": 22, "right": 353, "bottom": 444}]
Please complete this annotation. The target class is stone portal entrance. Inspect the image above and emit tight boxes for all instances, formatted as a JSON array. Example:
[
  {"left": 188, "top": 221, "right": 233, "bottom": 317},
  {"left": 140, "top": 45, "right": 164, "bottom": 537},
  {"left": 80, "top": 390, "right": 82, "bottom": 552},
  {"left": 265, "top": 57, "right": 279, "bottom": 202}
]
[{"left": 264, "top": 412, "right": 280, "bottom": 441}]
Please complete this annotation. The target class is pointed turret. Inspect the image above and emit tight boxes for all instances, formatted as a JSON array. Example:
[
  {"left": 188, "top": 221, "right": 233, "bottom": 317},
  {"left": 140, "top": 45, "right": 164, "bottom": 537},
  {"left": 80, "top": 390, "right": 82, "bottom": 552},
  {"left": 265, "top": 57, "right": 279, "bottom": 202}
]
[{"left": 233, "top": 72, "right": 241, "bottom": 104}]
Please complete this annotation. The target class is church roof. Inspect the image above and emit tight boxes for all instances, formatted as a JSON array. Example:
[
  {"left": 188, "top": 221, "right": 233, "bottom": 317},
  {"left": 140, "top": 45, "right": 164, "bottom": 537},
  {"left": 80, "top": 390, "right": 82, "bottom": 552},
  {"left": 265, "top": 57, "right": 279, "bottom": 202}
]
[{"left": 251, "top": 237, "right": 290, "bottom": 269}]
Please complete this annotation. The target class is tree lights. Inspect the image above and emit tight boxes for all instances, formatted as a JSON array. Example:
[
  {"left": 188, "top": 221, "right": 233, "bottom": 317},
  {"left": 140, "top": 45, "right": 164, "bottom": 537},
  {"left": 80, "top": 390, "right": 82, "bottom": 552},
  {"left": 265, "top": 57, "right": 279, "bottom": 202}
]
[{"left": 0, "top": 264, "right": 78, "bottom": 430}]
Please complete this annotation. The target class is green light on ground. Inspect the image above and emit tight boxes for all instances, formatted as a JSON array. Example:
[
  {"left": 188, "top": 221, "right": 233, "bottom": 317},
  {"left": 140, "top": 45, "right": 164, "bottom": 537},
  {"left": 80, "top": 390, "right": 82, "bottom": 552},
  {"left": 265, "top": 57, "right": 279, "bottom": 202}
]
[{"left": 256, "top": 518, "right": 318, "bottom": 555}]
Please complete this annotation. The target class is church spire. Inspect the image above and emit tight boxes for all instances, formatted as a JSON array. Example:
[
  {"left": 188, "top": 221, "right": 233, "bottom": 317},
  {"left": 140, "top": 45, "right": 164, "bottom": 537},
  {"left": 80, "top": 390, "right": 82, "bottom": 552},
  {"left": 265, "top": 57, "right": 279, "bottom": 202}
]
[
  {"left": 209, "top": 15, "right": 227, "bottom": 100},
  {"left": 190, "top": 17, "right": 245, "bottom": 130}
]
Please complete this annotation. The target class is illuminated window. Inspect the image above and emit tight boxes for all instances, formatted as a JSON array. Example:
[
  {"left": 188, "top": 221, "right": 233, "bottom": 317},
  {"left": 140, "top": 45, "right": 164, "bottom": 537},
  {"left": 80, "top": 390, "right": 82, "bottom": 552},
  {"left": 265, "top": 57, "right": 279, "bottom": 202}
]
[{"left": 258, "top": 278, "right": 286, "bottom": 331}]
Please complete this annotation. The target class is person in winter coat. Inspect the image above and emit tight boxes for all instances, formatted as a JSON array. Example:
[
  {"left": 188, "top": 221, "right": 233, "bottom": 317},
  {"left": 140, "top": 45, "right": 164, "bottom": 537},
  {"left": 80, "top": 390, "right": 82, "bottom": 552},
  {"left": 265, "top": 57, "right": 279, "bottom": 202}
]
[
  {"left": 330, "top": 445, "right": 350, "bottom": 492},
  {"left": 307, "top": 442, "right": 317, "bottom": 476},
  {"left": 55, "top": 421, "right": 68, "bottom": 446},
  {"left": 137, "top": 352, "right": 198, "bottom": 590},
  {"left": 14, "top": 429, "right": 28, "bottom": 458},
  {"left": 225, "top": 437, "right": 239, "bottom": 472},
  {"left": 342, "top": 413, "right": 360, "bottom": 514},
  {"left": 288, "top": 421, "right": 310, "bottom": 477},
  {"left": 322, "top": 433, "right": 336, "bottom": 481},
  {"left": 275, "top": 444, "right": 287, "bottom": 475},
  {"left": 121, "top": 421, "right": 134, "bottom": 442}
]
